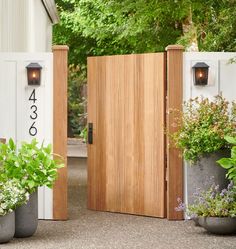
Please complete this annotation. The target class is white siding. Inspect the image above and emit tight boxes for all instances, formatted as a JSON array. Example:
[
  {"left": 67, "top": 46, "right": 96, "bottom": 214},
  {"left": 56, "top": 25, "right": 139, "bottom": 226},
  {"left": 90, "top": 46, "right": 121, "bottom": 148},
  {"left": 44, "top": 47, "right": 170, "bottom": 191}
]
[{"left": 0, "top": 0, "right": 52, "bottom": 52}]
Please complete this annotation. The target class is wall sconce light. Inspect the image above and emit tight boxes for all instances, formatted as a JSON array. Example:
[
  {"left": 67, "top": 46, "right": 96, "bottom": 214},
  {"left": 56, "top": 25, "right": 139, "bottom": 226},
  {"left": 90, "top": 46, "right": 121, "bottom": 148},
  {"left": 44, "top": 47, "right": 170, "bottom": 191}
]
[
  {"left": 192, "top": 62, "right": 209, "bottom": 86},
  {"left": 26, "top": 63, "right": 42, "bottom": 86}
]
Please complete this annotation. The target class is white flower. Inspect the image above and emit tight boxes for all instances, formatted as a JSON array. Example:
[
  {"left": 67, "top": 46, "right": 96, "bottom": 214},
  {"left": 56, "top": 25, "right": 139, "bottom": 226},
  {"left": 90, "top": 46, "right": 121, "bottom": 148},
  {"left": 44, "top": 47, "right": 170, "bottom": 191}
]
[{"left": 0, "top": 179, "right": 30, "bottom": 216}]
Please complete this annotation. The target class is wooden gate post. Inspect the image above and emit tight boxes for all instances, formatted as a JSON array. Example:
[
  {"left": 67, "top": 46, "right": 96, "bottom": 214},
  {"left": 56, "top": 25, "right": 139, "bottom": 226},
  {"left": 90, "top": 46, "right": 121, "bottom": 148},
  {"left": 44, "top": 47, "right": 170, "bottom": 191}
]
[
  {"left": 52, "top": 45, "right": 68, "bottom": 220},
  {"left": 166, "top": 45, "right": 184, "bottom": 220}
]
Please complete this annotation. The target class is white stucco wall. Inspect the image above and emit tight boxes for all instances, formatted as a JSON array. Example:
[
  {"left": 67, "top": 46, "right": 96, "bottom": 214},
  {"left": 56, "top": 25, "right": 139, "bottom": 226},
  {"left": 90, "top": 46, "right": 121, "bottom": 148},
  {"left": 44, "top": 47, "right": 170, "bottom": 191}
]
[{"left": 0, "top": 0, "right": 52, "bottom": 52}]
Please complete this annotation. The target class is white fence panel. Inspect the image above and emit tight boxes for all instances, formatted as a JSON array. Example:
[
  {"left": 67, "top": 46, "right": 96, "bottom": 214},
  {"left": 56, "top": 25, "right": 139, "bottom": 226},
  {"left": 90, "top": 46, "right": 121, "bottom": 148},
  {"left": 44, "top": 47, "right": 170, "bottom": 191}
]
[
  {"left": 183, "top": 52, "right": 236, "bottom": 212},
  {"left": 0, "top": 53, "right": 53, "bottom": 219}
]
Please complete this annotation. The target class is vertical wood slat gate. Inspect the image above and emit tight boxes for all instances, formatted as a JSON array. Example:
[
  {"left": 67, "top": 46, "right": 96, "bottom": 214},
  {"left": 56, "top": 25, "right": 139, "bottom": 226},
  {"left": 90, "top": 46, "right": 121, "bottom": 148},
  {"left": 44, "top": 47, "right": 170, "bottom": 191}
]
[
  {"left": 87, "top": 53, "right": 166, "bottom": 217},
  {"left": 87, "top": 46, "right": 184, "bottom": 219}
]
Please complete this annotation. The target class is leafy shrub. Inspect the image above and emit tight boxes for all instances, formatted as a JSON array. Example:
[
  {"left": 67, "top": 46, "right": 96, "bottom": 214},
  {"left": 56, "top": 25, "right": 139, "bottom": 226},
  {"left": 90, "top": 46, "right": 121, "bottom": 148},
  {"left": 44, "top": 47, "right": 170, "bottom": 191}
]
[
  {"left": 68, "top": 65, "right": 87, "bottom": 137},
  {"left": 171, "top": 95, "right": 236, "bottom": 162},
  {"left": 217, "top": 136, "right": 236, "bottom": 184},
  {"left": 0, "top": 139, "right": 64, "bottom": 193},
  {"left": 79, "top": 126, "right": 87, "bottom": 143},
  {"left": 176, "top": 181, "right": 236, "bottom": 218},
  {"left": 0, "top": 179, "right": 29, "bottom": 216}
]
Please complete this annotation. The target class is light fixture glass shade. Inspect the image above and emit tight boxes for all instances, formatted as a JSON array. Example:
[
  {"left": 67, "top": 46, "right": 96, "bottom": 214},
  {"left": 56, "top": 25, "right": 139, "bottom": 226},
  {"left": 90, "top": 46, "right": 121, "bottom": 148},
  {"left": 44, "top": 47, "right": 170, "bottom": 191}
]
[
  {"left": 192, "top": 62, "right": 209, "bottom": 86},
  {"left": 26, "top": 63, "right": 42, "bottom": 86}
]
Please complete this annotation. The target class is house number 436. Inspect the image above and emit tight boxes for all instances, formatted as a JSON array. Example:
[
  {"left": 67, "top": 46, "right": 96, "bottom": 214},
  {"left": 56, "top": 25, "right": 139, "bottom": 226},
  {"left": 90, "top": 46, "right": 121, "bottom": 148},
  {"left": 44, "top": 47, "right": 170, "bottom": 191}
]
[{"left": 29, "top": 89, "right": 38, "bottom": 136}]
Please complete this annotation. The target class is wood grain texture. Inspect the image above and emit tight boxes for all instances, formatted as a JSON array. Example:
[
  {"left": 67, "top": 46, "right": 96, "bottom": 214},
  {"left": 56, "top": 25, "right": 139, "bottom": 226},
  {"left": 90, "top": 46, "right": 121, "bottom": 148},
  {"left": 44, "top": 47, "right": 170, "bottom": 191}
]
[
  {"left": 88, "top": 53, "right": 166, "bottom": 217},
  {"left": 166, "top": 45, "right": 184, "bottom": 220},
  {"left": 52, "top": 45, "right": 68, "bottom": 220},
  {"left": 87, "top": 56, "right": 107, "bottom": 210}
]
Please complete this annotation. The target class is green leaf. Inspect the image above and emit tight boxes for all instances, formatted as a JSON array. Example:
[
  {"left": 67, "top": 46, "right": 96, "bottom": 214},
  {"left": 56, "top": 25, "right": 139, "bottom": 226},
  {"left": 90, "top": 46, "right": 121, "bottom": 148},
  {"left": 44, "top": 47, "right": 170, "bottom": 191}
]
[
  {"left": 228, "top": 167, "right": 236, "bottom": 174},
  {"left": 231, "top": 146, "right": 236, "bottom": 158},
  {"left": 225, "top": 136, "right": 236, "bottom": 145},
  {"left": 9, "top": 138, "right": 15, "bottom": 150},
  {"left": 28, "top": 181, "right": 35, "bottom": 189},
  {"left": 217, "top": 158, "right": 234, "bottom": 169}
]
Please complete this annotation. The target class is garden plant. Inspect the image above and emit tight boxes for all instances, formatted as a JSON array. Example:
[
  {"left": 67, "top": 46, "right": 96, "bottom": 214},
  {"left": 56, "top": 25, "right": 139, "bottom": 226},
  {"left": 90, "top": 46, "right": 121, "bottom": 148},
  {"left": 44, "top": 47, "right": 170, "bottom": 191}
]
[
  {"left": 176, "top": 180, "right": 236, "bottom": 234},
  {"left": 217, "top": 136, "right": 236, "bottom": 185},
  {"left": 171, "top": 95, "right": 236, "bottom": 163},
  {"left": 0, "top": 178, "right": 29, "bottom": 216},
  {"left": 0, "top": 138, "right": 64, "bottom": 193},
  {"left": 0, "top": 138, "right": 64, "bottom": 239}
]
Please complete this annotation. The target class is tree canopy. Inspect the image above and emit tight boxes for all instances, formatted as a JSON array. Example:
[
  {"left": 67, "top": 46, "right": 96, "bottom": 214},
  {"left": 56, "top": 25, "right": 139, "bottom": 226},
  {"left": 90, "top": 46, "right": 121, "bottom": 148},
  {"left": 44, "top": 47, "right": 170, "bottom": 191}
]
[{"left": 54, "top": 0, "right": 236, "bottom": 66}]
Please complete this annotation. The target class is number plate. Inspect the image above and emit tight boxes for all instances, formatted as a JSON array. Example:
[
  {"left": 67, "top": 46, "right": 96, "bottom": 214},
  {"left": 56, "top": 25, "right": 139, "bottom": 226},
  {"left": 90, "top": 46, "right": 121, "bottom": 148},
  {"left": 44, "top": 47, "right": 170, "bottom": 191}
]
[{"left": 29, "top": 89, "right": 38, "bottom": 136}]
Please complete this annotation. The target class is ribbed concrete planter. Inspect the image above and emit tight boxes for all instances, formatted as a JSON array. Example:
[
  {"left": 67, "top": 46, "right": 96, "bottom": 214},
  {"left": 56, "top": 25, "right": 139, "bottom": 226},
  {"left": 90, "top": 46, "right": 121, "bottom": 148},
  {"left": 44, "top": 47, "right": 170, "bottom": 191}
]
[
  {"left": 186, "top": 150, "right": 229, "bottom": 205},
  {"left": 199, "top": 217, "right": 236, "bottom": 234},
  {"left": 14, "top": 190, "right": 38, "bottom": 238},
  {"left": 0, "top": 212, "right": 15, "bottom": 244}
]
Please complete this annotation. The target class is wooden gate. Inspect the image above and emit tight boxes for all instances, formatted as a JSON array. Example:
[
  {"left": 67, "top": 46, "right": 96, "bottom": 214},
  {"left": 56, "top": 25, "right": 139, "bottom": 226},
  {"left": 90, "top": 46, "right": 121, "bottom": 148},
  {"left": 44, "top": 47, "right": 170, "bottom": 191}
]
[
  {"left": 51, "top": 45, "right": 183, "bottom": 221},
  {"left": 87, "top": 53, "right": 166, "bottom": 217}
]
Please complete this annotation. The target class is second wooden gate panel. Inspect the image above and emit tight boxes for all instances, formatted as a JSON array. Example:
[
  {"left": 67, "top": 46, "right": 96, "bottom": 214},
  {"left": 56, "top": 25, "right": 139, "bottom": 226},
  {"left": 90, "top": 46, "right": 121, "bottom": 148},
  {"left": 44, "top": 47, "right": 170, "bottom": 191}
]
[{"left": 88, "top": 53, "right": 166, "bottom": 217}]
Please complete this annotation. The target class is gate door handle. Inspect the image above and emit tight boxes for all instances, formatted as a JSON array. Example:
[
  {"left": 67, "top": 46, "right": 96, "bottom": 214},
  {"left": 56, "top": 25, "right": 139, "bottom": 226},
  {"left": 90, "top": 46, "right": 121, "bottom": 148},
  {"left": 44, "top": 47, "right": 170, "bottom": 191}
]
[{"left": 88, "top": 123, "right": 93, "bottom": 144}]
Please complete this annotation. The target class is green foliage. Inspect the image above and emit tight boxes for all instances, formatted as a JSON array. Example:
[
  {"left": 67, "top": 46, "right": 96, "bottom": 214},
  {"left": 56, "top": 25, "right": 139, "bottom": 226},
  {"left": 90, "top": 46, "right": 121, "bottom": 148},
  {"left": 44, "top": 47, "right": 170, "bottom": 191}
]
[
  {"left": 177, "top": 181, "right": 236, "bottom": 218},
  {"left": 196, "top": 1, "right": 236, "bottom": 52},
  {"left": 217, "top": 136, "right": 236, "bottom": 185},
  {"left": 68, "top": 65, "right": 87, "bottom": 136},
  {"left": 79, "top": 126, "right": 87, "bottom": 142},
  {"left": 171, "top": 95, "right": 236, "bottom": 162},
  {"left": 54, "top": 0, "right": 187, "bottom": 65},
  {"left": 0, "top": 179, "right": 29, "bottom": 216},
  {"left": 0, "top": 139, "right": 64, "bottom": 193},
  {"left": 54, "top": 0, "right": 236, "bottom": 65}
]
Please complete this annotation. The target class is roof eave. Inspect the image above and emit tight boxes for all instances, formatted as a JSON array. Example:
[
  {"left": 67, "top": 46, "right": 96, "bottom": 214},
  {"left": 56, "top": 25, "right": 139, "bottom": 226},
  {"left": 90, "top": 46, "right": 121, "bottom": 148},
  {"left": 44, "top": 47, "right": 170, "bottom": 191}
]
[{"left": 41, "top": 0, "right": 60, "bottom": 24}]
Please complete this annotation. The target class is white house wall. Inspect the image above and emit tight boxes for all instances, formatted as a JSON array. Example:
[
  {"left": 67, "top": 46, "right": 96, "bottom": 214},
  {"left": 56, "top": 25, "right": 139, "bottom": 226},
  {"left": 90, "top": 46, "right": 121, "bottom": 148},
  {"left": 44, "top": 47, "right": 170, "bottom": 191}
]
[
  {"left": 0, "top": 0, "right": 28, "bottom": 51},
  {"left": 0, "top": 53, "right": 53, "bottom": 219},
  {"left": 0, "top": 0, "right": 52, "bottom": 52},
  {"left": 30, "top": 0, "right": 53, "bottom": 52},
  {"left": 183, "top": 52, "right": 236, "bottom": 210}
]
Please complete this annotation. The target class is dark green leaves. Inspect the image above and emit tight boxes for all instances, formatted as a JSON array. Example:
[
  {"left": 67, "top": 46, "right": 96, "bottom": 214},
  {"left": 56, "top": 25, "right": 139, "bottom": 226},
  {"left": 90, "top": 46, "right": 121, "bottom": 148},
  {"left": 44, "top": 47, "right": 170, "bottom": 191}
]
[{"left": 217, "top": 137, "right": 236, "bottom": 184}]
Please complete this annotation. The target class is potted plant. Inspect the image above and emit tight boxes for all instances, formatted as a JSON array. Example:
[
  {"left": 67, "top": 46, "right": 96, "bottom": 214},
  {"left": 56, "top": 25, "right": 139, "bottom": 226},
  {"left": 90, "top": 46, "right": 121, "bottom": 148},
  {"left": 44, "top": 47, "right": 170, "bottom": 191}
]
[
  {"left": 170, "top": 95, "right": 236, "bottom": 203},
  {"left": 176, "top": 181, "right": 236, "bottom": 235},
  {"left": 0, "top": 138, "right": 64, "bottom": 238},
  {"left": 0, "top": 178, "right": 29, "bottom": 243}
]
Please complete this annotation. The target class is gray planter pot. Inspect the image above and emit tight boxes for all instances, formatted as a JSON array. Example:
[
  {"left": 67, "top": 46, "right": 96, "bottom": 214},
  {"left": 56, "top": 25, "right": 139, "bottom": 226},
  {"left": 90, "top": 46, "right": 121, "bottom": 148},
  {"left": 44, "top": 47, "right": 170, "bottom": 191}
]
[
  {"left": 0, "top": 211, "right": 15, "bottom": 244},
  {"left": 186, "top": 150, "right": 229, "bottom": 205},
  {"left": 14, "top": 190, "right": 38, "bottom": 238},
  {"left": 198, "top": 217, "right": 236, "bottom": 235}
]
